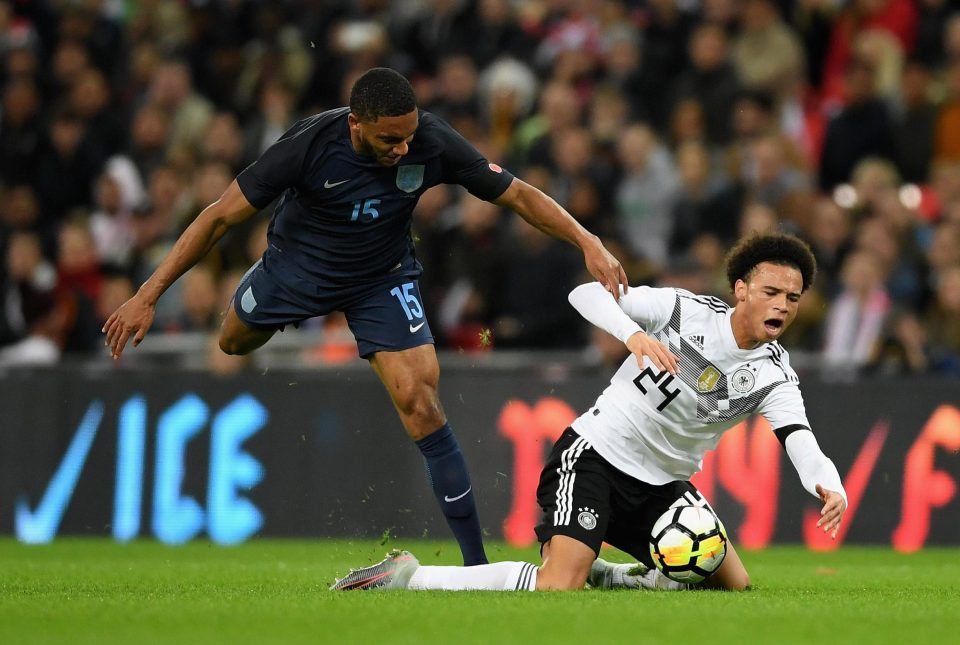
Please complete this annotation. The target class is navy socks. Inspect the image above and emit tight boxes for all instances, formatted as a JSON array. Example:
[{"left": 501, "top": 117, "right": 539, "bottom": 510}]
[{"left": 415, "top": 423, "right": 488, "bottom": 565}]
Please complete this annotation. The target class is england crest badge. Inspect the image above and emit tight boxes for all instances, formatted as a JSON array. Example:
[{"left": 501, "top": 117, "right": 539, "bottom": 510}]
[{"left": 396, "top": 164, "right": 424, "bottom": 193}]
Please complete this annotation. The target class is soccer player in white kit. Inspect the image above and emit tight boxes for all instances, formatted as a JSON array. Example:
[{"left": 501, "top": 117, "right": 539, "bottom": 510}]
[{"left": 332, "top": 233, "right": 848, "bottom": 592}]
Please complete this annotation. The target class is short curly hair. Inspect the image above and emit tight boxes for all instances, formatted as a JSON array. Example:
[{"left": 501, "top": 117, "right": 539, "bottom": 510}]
[
  {"left": 725, "top": 233, "right": 817, "bottom": 292},
  {"left": 349, "top": 68, "right": 417, "bottom": 122}
]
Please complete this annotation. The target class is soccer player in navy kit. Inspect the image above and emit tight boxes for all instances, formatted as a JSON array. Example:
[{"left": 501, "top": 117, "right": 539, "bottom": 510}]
[{"left": 103, "top": 68, "right": 627, "bottom": 565}]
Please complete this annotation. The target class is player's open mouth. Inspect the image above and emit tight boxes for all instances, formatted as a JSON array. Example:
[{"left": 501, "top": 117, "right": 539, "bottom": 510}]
[{"left": 764, "top": 319, "right": 783, "bottom": 335}]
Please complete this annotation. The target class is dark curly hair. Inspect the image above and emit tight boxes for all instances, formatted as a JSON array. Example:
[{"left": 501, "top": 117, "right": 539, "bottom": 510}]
[
  {"left": 725, "top": 233, "right": 817, "bottom": 292},
  {"left": 349, "top": 68, "right": 417, "bottom": 122}
]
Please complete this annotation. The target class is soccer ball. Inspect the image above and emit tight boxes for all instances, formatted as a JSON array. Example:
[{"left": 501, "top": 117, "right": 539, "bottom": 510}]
[{"left": 649, "top": 505, "right": 728, "bottom": 584}]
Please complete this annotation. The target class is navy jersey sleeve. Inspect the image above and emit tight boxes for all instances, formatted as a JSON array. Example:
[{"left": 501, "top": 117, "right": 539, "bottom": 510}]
[
  {"left": 432, "top": 115, "right": 514, "bottom": 201},
  {"left": 236, "top": 116, "right": 322, "bottom": 209}
]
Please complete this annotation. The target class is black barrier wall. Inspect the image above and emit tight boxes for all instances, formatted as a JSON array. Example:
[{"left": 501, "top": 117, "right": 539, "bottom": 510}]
[{"left": 1, "top": 366, "right": 958, "bottom": 550}]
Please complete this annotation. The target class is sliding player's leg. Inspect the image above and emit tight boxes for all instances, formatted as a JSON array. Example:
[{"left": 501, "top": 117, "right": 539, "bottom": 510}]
[
  {"left": 329, "top": 536, "right": 593, "bottom": 592},
  {"left": 536, "top": 535, "right": 596, "bottom": 590},
  {"left": 701, "top": 539, "right": 751, "bottom": 591},
  {"left": 597, "top": 481, "right": 748, "bottom": 591},
  {"left": 332, "top": 427, "right": 610, "bottom": 592}
]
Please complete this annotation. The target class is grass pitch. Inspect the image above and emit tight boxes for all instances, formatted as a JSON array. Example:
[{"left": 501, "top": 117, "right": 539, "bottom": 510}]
[{"left": 2, "top": 539, "right": 959, "bottom": 644}]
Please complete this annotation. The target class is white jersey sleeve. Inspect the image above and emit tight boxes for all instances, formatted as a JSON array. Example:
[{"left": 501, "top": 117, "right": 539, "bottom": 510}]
[
  {"left": 568, "top": 283, "right": 677, "bottom": 343},
  {"left": 756, "top": 381, "right": 811, "bottom": 435},
  {"left": 784, "top": 430, "right": 848, "bottom": 505}
]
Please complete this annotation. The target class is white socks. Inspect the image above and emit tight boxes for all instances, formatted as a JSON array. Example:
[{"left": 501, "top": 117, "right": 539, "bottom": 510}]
[
  {"left": 407, "top": 561, "right": 538, "bottom": 591},
  {"left": 589, "top": 558, "right": 688, "bottom": 591}
]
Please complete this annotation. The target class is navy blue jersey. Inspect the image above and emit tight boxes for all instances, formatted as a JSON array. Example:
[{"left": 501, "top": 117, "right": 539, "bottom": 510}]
[{"left": 236, "top": 108, "right": 514, "bottom": 284}]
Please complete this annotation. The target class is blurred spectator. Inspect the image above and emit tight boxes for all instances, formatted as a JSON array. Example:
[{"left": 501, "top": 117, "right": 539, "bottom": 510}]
[
  {"left": 670, "top": 140, "right": 741, "bottom": 255},
  {"left": 201, "top": 112, "right": 244, "bottom": 173},
  {"left": 89, "top": 164, "right": 140, "bottom": 271},
  {"left": 393, "top": 0, "right": 474, "bottom": 76},
  {"left": 57, "top": 220, "right": 102, "bottom": 304},
  {"left": 875, "top": 310, "right": 931, "bottom": 374},
  {"left": 146, "top": 59, "right": 213, "bottom": 158},
  {"left": 670, "top": 22, "right": 742, "bottom": 146},
  {"left": 615, "top": 124, "right": 679, "bottom": 268},
  {"left": 822, "top": 249, "right": 893, "bottom": 375},
  {"left": 490, "top": 218, "right": 584, "bottom": 349},
  {"left": 0, "top": 77, "right": 43, "bottom": 186},
  {"left": 0, "top": 287, "right": 62, "bottom": 367},
  {"left": 821, "top": 0, "right": 918, "bottom": 104},
  {"left": 0, "top": 230, "right": 57, "bottom": 348},
  {"left": 69, "top": 67, "right": 124, "bottom": 157},
  {"left": 639, "top": 0, "right": 697, "bottom": 130},
  {"left": 738, "top": 201, "right": 781, "bottom": 238},
  {"left": 742, "top": 134, "right": 810, "bottom": 210},
  {"left": 732, "top": 0, "right": 805, "bottom": 103},
  {"left": 34, "top": 107, "right": 106, "bottom": 223},
  {"left": 166, "top": 266, "right": 220, "bottom": 333},
  {"left": 892, "top": 58, "right": 936, "bottom": 183},
  {"left": 805, "top": 196, "right": 854, "bottom": 299},
  {"left": 126, "top": 102, "right": 170, "bottom": 182},
  {"left": 427, "top": 55, "right": 481, "bottom": 126},
  {"left": 242, "top": 80, "right": 298, "bottom": 166},
  {"left": 477, "top": 57, "right": 538, "bottom": 155},
  {"left": 923, "top": 263, "right": 960, "bottom": 373},
  {"left": 933, "top": 59, "right": 960, "bottom": 162},
  {"left": 515, "top": 81, "right": 582, "bottom": 168},
  {"left": 437, "top": 197, "right": 507, "bottom": 349},
  {"left": 232, "top": 4, "right": 312, "bottom": 114},
  {"left": 852, "top": 28, "right": 906, "bottom": 104},
  {"left": 819, "top": 57, "right": 896, "bottom": 190},
  {"left": 855, "top": 215, "right": 924, "bottom": 309}
]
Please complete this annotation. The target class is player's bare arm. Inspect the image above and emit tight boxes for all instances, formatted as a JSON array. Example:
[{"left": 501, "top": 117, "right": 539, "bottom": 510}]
[
  {"left": 494, "top": 178, "right": 628, "bottom": 298},
  {"left": 102, "top": 180, "right": 258, "bottom": 359}
]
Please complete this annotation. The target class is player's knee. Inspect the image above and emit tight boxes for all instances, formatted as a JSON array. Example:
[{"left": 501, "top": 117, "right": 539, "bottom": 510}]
[
  {"left": 535, "top": 559, "right": 590, "bottom": 591},
  {"left": 394, "top": 382, "right": 442, "bottom": 426},
  {"left": 219, "top": 333, "right": 250, "bottom": 356},
  {"left": 536, "top": 568, "right": 588, "bottom": 591},
  {"left": 723, "top": 571, "right": 750, "bottom": 591}
]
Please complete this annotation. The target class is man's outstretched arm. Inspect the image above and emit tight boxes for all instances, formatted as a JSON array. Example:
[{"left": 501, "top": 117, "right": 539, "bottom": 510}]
[
  {"left": 784, "top": 429, "right": 848, "bottom": 538},
  {"left": 102, "top": 180, "right": 258, "bottom": 359},
  {"left": 494, "top": 178, "right": 628, "bottom": 298}
]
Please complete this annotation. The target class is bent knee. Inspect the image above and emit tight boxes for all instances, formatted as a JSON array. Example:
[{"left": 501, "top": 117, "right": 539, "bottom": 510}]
[
  {"left": 722, "top": 572, "right": 751, "bottom": 591},
  {"left": 535, "top": 568, "right": 588, "bottom": 591},
  {"left": 395, "top": 386, "right": 444, "bottom": 428},
  {"left": 218, "top": 332, "right": 258, "bottom": 356},
  {"left": 219, "top": 336, "right": 245, "bottom": 356}
]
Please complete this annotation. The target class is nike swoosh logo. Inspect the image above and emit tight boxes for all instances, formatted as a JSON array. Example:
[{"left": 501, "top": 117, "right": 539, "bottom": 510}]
[
  {"left": 409, "top": 322, "right": 426, "bottom": 333},
  {"left": 324, "top": 179, "right": 349, "bottom": 188},
  {"left": 444, "top": 487, "right": 471, "bottom": 502}
]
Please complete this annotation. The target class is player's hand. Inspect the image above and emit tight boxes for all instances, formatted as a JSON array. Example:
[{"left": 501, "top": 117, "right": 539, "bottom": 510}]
[
  {"left": 102, "top": 294, "right": 156, "bottom": 360},
  {"left": 625, "top": 331, "right": 678, "bottom": 376},
  {"left": 582, "top": 237, "right": 628, "bottom": 299},
  {"left": 815, "top": 483, "right": 846, "bottom": 539}
]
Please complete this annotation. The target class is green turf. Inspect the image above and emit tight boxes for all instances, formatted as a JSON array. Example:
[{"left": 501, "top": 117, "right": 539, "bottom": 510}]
[{"left": 1, "top": 539, "right": 959, "bottom": 644}]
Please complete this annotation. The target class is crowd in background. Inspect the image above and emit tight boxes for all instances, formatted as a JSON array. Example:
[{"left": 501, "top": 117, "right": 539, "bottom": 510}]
[{"left": 1, "top": 0, "right": 959, "bottom": 377}]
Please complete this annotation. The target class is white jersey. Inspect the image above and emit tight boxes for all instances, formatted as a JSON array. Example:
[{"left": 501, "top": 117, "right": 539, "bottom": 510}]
[{"left": 572, "top": 286, "right": 810, "bottom": 485}]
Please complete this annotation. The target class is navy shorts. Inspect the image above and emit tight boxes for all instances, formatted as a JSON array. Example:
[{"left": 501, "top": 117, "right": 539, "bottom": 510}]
[
  {"left": 232, "top": 254, "right": 434, "bottom": 358},
  {"left": 535, "top": 428, "right": 715, "bottom": 566}
]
